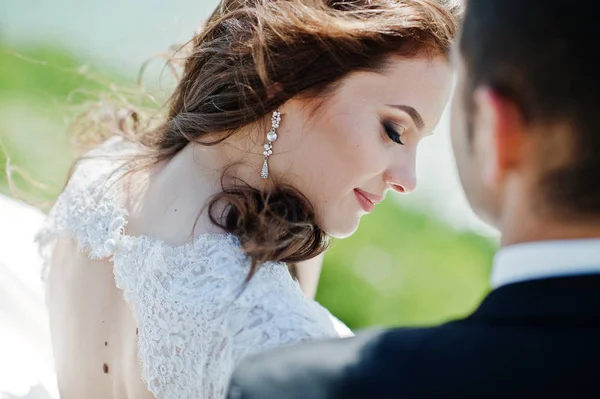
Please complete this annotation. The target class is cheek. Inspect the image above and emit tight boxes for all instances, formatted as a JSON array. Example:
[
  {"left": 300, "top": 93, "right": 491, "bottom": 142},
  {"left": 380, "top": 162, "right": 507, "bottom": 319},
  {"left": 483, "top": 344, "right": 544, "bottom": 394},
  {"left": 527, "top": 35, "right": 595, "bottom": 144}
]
[
  {"left": 450, "top": 95, "right": 475, "bottom": 188},
  {"left": 450, "top": 96, "right": 472, "bottom": 169},
  {"left": 297, "top": 107, "right": 383, "bottom": 232},
  {"left": 318, "top": 109, "right": 382, "bottom": 188}
]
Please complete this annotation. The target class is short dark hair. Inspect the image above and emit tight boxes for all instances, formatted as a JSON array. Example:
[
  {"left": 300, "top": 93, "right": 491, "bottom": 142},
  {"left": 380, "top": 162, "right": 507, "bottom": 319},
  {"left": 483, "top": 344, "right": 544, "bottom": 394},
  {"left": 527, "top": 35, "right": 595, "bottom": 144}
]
[{"left": 460, "top": 0, "right": 600, "bottom": 216}]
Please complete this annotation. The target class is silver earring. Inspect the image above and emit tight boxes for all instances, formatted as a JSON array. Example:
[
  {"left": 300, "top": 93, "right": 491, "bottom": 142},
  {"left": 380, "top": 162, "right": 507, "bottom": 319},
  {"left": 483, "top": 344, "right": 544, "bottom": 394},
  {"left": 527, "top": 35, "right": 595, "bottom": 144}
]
[{"left": 261, "top": 108, "right": 281, "bottom": 179}]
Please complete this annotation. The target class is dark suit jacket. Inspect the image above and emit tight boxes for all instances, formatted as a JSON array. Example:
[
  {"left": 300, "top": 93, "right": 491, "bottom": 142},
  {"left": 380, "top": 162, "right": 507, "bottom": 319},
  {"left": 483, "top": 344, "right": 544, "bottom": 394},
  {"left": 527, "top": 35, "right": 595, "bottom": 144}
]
[{"left": 227, "top": 274, "right": 600, "bottom": 398}]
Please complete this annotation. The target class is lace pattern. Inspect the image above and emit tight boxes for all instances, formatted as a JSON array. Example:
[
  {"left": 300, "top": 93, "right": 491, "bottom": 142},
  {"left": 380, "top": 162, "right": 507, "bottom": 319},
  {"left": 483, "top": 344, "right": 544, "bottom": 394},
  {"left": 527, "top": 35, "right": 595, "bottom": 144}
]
[{"left": 35, "top": 137, "right": 345, "bottom": 398}]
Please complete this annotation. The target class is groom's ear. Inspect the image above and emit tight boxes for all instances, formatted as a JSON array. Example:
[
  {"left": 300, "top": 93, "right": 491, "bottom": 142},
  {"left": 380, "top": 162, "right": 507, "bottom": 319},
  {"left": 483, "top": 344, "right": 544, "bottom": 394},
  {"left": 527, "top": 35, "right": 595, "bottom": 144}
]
[{"left": 472, "top": 86, "right": 526, "bottom": 189}]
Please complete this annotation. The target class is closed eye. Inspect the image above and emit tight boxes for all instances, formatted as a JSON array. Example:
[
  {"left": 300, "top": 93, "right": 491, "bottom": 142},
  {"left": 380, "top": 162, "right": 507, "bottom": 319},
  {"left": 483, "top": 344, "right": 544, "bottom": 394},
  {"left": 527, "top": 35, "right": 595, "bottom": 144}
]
[{"left": 381, "top": 119, "right": 406, "bottom": 145}]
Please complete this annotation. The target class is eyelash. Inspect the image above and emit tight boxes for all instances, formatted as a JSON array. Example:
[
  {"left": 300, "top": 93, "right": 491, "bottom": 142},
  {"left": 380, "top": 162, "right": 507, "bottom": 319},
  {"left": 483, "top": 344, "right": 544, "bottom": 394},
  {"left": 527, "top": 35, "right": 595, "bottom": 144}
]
[{"left": 381, "top": 119, "right": 405, "bottom": 145}]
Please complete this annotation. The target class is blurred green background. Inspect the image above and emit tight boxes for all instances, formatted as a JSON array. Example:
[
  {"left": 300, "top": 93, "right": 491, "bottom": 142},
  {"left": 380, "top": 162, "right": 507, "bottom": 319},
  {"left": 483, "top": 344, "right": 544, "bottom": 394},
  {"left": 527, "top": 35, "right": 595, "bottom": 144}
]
[{"left": 0, "top": 1, "right": 497, "bottom": 331}]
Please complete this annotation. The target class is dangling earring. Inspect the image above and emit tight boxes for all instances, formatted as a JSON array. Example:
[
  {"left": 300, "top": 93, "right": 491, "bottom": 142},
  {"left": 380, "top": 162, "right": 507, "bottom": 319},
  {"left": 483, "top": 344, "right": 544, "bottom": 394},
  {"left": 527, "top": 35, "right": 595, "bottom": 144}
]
[{"left": 261, "top": 108, "right": 281, "bottom": 179}]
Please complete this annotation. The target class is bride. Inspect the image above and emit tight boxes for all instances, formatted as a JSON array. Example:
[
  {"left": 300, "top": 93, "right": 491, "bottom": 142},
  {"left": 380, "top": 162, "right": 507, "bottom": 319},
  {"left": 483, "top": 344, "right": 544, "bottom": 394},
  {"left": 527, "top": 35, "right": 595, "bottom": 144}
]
[{"left": 36, "top": 0, "right": 459, "bottom": 397}]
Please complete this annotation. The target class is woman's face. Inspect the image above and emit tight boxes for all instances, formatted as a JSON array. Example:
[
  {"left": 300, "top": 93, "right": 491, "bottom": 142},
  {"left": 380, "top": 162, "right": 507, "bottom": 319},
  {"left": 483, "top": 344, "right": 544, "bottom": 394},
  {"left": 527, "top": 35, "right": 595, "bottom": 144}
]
[{"left": 272, "top": 55, "right": 453, "bottom": 238}]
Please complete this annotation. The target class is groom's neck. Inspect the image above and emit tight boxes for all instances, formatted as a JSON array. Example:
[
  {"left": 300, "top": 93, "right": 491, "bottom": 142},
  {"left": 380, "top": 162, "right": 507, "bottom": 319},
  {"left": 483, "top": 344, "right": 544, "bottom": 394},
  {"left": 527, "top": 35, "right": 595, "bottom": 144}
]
[
  {"left": 501, "top": 219, "right": 600, "bottom": 248},
  {"left": 499, "top": 201, "right": 600, "bottom": 248},
  {"left": 494, "top": 175, "right": 600, "bottom": 247}
]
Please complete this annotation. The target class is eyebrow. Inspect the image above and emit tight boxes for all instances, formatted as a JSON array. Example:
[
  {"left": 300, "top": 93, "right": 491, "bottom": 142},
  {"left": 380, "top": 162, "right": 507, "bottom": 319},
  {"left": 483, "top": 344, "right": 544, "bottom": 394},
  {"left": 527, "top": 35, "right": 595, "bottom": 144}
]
[{"left": 387, "top": 104, "right": 426, "bottom": 131}]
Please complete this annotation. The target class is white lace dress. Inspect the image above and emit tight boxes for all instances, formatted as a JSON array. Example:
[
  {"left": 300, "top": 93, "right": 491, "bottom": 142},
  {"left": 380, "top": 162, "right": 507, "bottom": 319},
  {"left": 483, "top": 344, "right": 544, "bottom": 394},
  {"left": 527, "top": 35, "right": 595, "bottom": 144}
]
[{"left": 36, "top": 137, "right": 352, "bottom": 399}]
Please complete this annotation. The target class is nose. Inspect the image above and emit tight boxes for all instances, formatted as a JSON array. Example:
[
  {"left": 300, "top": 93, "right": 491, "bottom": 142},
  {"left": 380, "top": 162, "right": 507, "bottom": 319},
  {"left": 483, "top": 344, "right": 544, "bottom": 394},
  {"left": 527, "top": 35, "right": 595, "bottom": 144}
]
[{"left": 384, "top": 152, "right": 417, "bottom": 194}]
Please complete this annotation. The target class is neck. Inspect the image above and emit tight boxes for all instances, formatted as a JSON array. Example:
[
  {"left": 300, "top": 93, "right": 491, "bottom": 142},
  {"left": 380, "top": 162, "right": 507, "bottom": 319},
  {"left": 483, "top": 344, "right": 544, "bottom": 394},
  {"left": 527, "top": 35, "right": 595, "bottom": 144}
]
[
  {"left": 133, "top": 126, "right": 267, "bottom": 242},
  {"left": 166, "top": 125, "right": 266, "bottom": 188},
  {"left": 499, "top": 188, "right": 600, "bottom": 248}
]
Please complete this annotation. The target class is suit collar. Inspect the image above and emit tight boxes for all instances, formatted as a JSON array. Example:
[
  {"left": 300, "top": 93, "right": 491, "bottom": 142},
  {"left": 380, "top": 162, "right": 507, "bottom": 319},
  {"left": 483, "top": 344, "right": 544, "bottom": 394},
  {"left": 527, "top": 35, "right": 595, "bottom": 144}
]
[{"left": 472, "top": 274, "right": 600, "bottom": 326}]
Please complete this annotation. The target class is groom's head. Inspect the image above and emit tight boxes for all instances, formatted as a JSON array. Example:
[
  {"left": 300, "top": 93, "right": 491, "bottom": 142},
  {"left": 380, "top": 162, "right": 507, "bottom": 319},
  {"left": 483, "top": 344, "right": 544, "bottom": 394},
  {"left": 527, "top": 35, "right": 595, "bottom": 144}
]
[{"left": 451, "top": 0, "right": 600, "bottom": 233}]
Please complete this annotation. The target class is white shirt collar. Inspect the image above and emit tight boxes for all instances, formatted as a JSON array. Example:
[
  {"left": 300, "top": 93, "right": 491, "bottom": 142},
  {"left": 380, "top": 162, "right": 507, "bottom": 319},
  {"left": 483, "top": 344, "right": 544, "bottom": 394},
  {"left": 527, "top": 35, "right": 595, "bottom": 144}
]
[{"left": 491, "top": 238, "right": 600, "bottom": 289}]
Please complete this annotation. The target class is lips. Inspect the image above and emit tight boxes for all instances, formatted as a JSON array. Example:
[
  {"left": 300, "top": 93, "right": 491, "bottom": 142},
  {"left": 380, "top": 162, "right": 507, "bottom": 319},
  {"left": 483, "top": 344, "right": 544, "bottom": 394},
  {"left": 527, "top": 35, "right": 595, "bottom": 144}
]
[{"left": 354, "top": 189, "right": 383, "bottom": 213}]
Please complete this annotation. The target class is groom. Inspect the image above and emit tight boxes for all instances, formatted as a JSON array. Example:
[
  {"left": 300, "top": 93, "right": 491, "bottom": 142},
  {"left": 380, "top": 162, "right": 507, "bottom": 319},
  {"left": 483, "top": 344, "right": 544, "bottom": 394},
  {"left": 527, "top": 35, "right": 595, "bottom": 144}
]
[{"left": 227, "top": 0, "right": 600, "bottom": 397}]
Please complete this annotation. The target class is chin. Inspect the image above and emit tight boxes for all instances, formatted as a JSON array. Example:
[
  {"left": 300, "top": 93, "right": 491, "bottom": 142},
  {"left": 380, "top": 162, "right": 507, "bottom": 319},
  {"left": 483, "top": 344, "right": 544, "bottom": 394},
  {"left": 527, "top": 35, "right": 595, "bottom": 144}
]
[{"left": 323, "top": 217, "right": 361, "bottom": 239}]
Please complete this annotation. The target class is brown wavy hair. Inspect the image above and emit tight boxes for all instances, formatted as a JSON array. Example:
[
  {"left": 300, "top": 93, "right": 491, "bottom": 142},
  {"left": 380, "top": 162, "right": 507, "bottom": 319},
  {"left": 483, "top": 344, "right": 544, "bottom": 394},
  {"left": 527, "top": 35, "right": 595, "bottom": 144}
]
[{"left": 72, "top": 0, "right": 461, "bottom": 278}]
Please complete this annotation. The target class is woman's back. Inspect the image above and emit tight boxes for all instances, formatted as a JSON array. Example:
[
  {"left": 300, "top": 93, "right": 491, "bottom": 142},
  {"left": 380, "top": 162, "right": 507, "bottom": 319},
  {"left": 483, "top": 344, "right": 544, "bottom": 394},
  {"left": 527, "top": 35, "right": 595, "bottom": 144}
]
[
  {"left": 46, "top": 240, "right": 148, "bottom": 399},
  {"left": 38, "top": 138, "right": 343, "bottom": 398}
]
